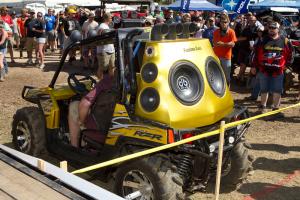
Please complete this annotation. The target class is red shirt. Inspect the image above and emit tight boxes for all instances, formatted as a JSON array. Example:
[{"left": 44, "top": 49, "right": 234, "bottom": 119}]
[
  {"left": 213, "top": 28, "right": 237, "bottom": 60},
  {"left": 253, "top": 36, "right": 293, "bottom": 77},
  {"left": 17, "top": 16, "right": 27, "bottom": 37},
  {"left": 1, "top": 14, "right": 13, "bottom": 26}
]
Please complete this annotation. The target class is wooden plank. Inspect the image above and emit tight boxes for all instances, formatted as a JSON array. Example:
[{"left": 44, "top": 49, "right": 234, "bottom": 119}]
[
  {"left": 60, "top": 160, "right": 68, "bottom": 172},
  {"left": 0, "top": 161, "right": 70, "bottom": 200},
  {"left": 0, "top": 188, "right": 16, "bottom": 200}
]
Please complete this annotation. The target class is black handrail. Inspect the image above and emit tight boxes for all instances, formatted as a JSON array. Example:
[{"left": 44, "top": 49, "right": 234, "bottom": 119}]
[{"left": 124, "top": 29, "right": 144, "bottom": 114}]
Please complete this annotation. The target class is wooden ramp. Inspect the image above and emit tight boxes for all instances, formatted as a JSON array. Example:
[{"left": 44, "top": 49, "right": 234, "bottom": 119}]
[
  {"left": 0, "top": 144, "right": 125, "bottom": 200},
  {"left": 0, "top": 160, "right": 71, "bottom": 200}
]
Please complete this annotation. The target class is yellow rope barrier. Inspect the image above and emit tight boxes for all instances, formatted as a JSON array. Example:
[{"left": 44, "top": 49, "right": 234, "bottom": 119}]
[{"left": 72, "top": 102, "right": 300, "bottom": 174}]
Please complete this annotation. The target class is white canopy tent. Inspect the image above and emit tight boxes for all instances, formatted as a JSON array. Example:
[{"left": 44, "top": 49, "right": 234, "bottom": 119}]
[{"left": 0, "top": 0, "right": 101, "bottom": 11}]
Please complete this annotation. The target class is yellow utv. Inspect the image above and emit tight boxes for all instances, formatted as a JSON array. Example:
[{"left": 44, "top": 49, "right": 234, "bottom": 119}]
[{"left": 12, "top": 23, "right": 251, "bottom": 199}]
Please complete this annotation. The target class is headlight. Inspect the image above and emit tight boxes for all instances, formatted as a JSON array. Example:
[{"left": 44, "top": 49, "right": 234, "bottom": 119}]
[
  {"left": 169, "top": 61, "right": 204, "bottom": 105},
  {"left": 141, "top": 63, "right": 158, "bottom": 83},
  {"left": 140, "top": 88, "right": 160, "bottom": 112},
  {"left": 205, "top": 57, "right": 226, "bottom": 96}
]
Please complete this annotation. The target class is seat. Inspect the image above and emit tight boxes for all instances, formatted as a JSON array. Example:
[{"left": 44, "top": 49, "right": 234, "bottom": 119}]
[{"left": 81, "top": 90, "right": 117, "bottom": 149}]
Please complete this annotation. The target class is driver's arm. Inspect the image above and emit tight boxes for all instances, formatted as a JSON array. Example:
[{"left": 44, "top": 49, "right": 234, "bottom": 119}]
[
  {"left": 78, "top": 98, "right": 91, "bottom": 124},
  {"left": 78, "top": 85, "right": 98, "bottom": 124}
]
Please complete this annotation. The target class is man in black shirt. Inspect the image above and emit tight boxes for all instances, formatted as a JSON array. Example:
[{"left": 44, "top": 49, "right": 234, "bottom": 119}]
[
  {"left": 63, "top": 9, "right": 80, "bottom": 64},
  {"left": 63, "top": 9, "right": 80, "bottom": 37},
  {"left": 237, "top": 15, "right": 259, "bottom": 82},
  {"left": 24, "top": 9, "right": 36, "bottom": 65},
  {"left": 57, "top": 11, "right": 66, "bottom": 52}
]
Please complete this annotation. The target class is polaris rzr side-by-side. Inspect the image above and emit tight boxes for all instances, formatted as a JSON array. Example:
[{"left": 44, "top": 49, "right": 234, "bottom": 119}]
[{"left": 12, "top": 23, "right": 252, "bottom": 199}]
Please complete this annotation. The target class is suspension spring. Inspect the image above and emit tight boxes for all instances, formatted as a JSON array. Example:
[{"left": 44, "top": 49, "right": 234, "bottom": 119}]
[{"left": 177, "top": 154, "right": 193, "bottom": 178}]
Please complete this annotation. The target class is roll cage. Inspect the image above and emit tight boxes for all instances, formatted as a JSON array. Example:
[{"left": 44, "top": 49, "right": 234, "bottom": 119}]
[{"left": 49, "top": 28, "right": 146, "bottom": 116}]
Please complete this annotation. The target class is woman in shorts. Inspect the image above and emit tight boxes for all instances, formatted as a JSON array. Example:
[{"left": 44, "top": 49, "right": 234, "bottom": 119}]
[
  {"left": 0, "top": 21, "right": 8, "bottom": 82},
  {"left": 32, "top": 12, "right": 46, "bottom": 69}
]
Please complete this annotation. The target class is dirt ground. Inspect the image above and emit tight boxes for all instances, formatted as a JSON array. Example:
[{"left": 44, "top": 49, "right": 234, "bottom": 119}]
[{"left": 0, "top": 51, "right": 299, "bottom": 200}]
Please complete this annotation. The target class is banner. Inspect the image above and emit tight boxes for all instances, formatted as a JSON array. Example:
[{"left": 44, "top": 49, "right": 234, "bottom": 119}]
[
  {"left": 234, "top": 0, "right": 250, "bottom": 14},
  {"left": 180, "top": 0, "right": 191, "bottom": 11}
]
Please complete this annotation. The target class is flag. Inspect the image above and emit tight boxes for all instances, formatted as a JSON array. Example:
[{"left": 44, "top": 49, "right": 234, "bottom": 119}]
[
  {"left": 234, "top": 0, "right": 250, "bottom": 14},
  {"left": 180, "top": 0, "right": 191, "bottom": 11}
]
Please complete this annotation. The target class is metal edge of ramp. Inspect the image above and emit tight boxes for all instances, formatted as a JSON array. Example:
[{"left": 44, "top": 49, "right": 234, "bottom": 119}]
[{"left": 0, "top": 144, "right": 125, "bottom": 200}]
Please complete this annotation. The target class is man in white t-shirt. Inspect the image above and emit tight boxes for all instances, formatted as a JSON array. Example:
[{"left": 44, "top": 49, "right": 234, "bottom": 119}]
[
  {"left": 96, "top": 12, "right": 115, "bottom": 79},
  {"left": 82, "top": 13, "right": 98, "bottom": 69}
]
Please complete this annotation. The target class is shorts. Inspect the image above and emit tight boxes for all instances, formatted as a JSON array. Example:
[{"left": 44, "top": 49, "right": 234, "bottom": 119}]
[
  {"left": 25, "top": 37, "right": 36, "bottom": 51},
  {"left": 37, "top": 37, "right": 46, "bottom": 44},
  {"left": 97, "top": 52, "right": 115, "bottom": 72},
  {"left": 46, "top": 30, "right": 56, "bottom": 42},
  {"left": 237, "top": 50, "right": 250, "bottom": 65},
  {"left": 13, "top": 33, "right": 20, "bottom": 44},
  {"left": 7, "top": 37, "right": 14, "bottom": 48},
  {"left": 220, "top": 58, "right": 231, "bottom": 83},
  {"left": 63, "top": 37, "right": 72, "bottom": 50},
  {"left": 258, "top": 72, "right": 284, "bottom": 94}
]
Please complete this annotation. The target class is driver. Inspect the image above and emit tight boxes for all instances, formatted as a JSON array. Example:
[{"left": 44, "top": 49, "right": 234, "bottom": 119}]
[{"left": 68, "top": 70, "right": 115, "bottom": 148}]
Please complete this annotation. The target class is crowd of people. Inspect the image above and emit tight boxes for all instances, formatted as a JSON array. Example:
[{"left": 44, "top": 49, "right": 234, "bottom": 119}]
[{"left": 0, "top": 5, "right": 299, "bottom": 119}]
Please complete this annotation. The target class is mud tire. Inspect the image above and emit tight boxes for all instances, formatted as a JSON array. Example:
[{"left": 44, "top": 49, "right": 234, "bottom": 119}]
[
  {"left": 11, "top": 107, "right": 46, "bottom": 156},
  {"left": 221, "top": 142, "right": 252, "bottom": 188},
  {"left": 114, "top": 154, "right": 184, "bottom": 200}
]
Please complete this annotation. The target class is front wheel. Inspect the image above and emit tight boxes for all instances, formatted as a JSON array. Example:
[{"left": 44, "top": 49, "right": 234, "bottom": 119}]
[
  {"left": 221, "top": 141, "right": 252, "bottom": 189},
  {"left": 11, "top": 107, "right": 46, "bottom": 156},
  {"left": 114, "top": 154, "right": 184, "bottom": 200}
]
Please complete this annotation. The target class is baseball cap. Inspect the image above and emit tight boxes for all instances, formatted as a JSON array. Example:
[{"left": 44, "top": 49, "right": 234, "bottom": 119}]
[
  {"left": 269, "top": 22, "right": 280, "bottom": 29},
  {"left": 29, "top": 9, "right": 35, "bottom": 14},
  {"left": 68, "top": 9, "right": 76, "bottom": 14},
  {"left": 257, "top": 26, "right": 264, "bottom": 32},
  {"left": 88, "top": 13, "right": 95, "bottom": 18},
  {"left": 155, "top": 15, "right": 165, "bottom": 23}
]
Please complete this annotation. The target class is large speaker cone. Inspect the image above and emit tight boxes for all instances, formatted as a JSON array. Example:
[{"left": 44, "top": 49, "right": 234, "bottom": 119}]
[
  {"left": 169, "top": 62, "right": 204, "bottom": 105},
  {"left": 140, "top": 88, "right": 160, "bottom": 112},
  {"left": 205, "top": 57, "right": 225, "bottom": 96}
]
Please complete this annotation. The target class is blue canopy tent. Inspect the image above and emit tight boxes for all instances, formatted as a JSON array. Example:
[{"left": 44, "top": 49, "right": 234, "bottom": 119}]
[
  {"left": 249, "top": 0, "right": 300, "bottom": 11},
  {"left": 162, "top": 0, "right": 224, "bottom": 11}
]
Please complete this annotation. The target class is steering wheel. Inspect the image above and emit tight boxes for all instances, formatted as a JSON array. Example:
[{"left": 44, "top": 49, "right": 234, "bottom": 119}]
[{"left": 67, "top": 73, "right": 97, "bottom": 96}]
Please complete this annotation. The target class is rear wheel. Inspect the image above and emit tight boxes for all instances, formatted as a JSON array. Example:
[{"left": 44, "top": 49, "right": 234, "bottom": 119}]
[
  {"left": 114, "top": 154, "right": 184, "bottom": 200},
  {"left": 11, "top": 107, "right": 46, "bottom": 156}
]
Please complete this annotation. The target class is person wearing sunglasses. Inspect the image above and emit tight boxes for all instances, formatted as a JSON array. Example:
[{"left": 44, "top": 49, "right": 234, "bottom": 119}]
[
  {"left": 213, "top": 14, "right": 237, "bottom": 85},
  {"left": 251, "top": 22, "right": 294, "bottom": 118}
]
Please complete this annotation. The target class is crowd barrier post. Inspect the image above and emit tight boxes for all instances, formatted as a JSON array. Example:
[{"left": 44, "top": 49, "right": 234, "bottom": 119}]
[{"left": 215, "top": 121, "right": 226, "bottom": 200}]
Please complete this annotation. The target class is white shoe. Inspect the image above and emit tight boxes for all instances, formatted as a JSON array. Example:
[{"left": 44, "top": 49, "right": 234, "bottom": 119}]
[
  {"left": 39, "top": 64, "right": 45, "bottom": 69},
  {"left": 27, "top": 59, "right": 33, "bottom": 65}
]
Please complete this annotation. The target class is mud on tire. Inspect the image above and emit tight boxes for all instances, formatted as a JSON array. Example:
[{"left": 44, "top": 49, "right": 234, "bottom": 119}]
[
  {"left": 114, "top": 154, "right": 184, "bottom": 200},
  {"left": 11, "top": 107, "right": 46, "bottom": 156},
  {"left": 221, "top": 141, "right": 252, "bottom": 189}
]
